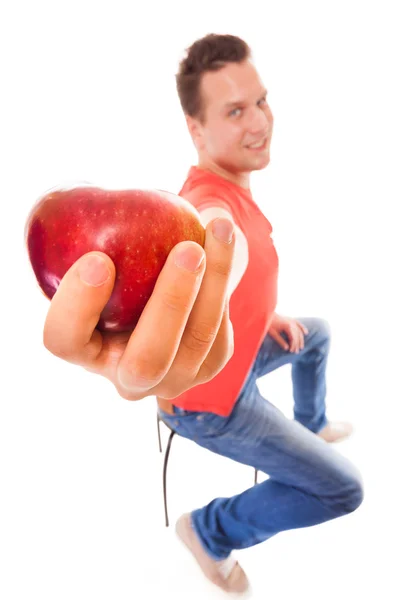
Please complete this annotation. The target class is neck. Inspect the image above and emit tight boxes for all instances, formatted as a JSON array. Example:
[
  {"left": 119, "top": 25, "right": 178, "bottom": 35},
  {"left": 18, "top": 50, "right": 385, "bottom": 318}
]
[{"left": 197, "top": 157, "right": 251, "bottom": 190}]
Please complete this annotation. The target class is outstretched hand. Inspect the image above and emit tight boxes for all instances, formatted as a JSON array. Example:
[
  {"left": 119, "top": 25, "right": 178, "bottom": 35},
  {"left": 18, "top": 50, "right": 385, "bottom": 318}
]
[{"left": 42, "top": 218, "right": 235, "bottom": 401}]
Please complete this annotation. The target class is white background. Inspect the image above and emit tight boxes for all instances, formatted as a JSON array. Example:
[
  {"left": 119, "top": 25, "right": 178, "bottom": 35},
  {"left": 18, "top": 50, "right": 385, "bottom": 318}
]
[{"left": 1, "top": 1, "right": 399, "bottom": 598}]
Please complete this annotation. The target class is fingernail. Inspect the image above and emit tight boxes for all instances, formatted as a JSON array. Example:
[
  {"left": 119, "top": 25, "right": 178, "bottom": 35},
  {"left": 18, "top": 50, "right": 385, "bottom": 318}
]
[
  {"left": 174, "top": 244, "right": 205, "bottom": 272},
  {"left": 78, "top": 254, "right": 111, "bottom": 286},
  {"left": 212, "top": 218, "right": 234, "bottom": 243}
]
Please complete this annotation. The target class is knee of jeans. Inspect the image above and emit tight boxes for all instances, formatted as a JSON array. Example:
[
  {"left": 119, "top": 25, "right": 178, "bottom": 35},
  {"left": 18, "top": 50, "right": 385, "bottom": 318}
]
[
  {"left": 332, "top": 476, "right": 364, "bottom": 515},
  {"left": 307, "top": 318, "right": 331, "bottom": 354},
  {"left": 315, "top": 317, "right": 331, "bottom": 341}
]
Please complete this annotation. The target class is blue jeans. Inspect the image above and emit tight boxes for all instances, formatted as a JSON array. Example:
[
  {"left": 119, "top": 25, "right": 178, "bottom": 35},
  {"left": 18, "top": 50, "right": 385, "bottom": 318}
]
[{"left": 158, "top": 317, "right": 364, "bottom": 560}]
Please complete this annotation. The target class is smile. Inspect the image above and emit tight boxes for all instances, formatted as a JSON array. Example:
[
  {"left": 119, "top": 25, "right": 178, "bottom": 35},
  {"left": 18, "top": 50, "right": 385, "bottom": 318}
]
[{"left": 246, "top": 137, "right": 268, "bottom": 150}]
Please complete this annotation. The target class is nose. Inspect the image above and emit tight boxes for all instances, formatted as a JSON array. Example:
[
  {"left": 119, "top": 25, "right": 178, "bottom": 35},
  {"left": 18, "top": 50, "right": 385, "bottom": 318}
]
[{"left": 247, "top": 105, "right": 272, "bottom": 135}]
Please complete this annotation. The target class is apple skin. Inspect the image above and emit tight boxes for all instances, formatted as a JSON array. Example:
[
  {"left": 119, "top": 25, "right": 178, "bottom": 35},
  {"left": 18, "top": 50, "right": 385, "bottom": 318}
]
[{"left": 25, "top": 184, "right": 205, "bottom": 333}]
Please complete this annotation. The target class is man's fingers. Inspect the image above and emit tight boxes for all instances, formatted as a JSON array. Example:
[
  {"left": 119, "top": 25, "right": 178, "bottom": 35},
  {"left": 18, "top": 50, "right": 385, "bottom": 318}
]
[
  {"left": 297, "top": 321, "right": 309, "bottom": 336},
  {"left": 116, "top": 241, "right": 206, "bottom": 393},
  {"left": 298, "top": 333, "right": 303, "bottom": 352},
  {"left": 156, "top": 218, "right": 235, "bottom": 393},
  {"left": 290, "top": 328, "right": 301, "bottom": 353},
  {"left": 271, "top": 330, "right": 289, "bottom": 351},
  {"left": 288, "top": 328, "right": 295, "bottom": 352},
  {"left": 155, "top": 300, "right": 234, "bottom": 399},
  {"left": 43, "top": 252, "right": 116, "bottom": 366},
  {"left": 195, "top": 300, "right": 234, "bottom": 385},
  {"left": 292, "top": 326, "right": 304, "bottom": 352},
  {"left": 299, "top": 330, "right": 305, "bottom": 351}
]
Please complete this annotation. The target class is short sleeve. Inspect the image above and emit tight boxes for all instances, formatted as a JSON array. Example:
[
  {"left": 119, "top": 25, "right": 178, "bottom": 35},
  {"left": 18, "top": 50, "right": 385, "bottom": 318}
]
[{"left": 183, "top": 183, "right": 235, "bottom": 217}]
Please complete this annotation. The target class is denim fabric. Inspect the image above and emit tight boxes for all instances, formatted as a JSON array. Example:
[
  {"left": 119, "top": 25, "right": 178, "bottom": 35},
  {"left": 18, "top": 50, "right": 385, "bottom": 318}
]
[{"left": 158, "top": 317, "right": 363, "bottom": 560}]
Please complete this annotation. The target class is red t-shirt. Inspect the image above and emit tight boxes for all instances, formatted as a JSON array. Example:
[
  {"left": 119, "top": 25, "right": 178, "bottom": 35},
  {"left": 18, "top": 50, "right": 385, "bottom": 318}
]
[{"left": 169, "top": 166, "right": 279, "bottom": 417}]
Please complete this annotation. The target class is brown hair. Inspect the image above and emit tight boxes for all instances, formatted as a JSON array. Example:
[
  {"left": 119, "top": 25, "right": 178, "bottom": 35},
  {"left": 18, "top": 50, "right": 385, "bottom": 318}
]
[{"left": 176, "top": 33, "right": 251, "bottom": 122}]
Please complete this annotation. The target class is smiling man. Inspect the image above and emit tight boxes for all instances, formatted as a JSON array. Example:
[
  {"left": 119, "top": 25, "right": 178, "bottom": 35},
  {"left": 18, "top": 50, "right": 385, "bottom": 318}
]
[{"left": 156, "top": 33, "right": 362, "bottom": 594}]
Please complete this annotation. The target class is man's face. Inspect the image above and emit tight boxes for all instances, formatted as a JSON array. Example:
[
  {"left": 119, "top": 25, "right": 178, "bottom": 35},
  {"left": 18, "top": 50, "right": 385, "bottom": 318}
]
[{"left": 190, "top": 60, "right": 274, "bottom": 175}]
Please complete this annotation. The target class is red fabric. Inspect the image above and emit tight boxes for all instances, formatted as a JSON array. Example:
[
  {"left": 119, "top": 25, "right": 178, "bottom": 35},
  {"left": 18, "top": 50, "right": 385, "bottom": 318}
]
[{"left": 170, "top": 166, "right": 279, "bottom": 416}]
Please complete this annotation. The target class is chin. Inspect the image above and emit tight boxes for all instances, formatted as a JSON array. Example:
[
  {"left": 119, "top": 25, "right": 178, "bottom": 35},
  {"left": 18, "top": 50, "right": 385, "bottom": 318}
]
[
  {"left": 254, "top": 159, "right": 270, "bottom": 171},
  {"left": 241, "top": 149, "right": 271, "bottom": 172},
  {"left": 248, "top": 156, "right": 270, "bottom": 172}
]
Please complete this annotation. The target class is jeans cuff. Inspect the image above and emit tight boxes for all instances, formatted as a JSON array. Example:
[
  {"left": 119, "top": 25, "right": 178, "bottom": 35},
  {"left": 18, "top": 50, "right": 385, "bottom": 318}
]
[{"left": 190, "top": 510, "right": 231, "bottom": 561}]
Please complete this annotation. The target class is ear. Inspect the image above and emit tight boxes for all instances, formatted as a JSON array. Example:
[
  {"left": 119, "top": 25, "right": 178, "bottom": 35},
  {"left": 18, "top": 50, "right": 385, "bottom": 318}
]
[{"left": 186, "top": 114, "right": 204, "bottom": 150}]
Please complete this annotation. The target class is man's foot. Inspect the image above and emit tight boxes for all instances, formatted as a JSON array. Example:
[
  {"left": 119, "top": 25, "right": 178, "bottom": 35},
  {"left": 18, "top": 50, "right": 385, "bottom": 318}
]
[
  {"left": 175, "top": 513, "right": 251, "bottom": 595},
  {"left": 317, "top": 421, "right": 354, "bottom": 443}
]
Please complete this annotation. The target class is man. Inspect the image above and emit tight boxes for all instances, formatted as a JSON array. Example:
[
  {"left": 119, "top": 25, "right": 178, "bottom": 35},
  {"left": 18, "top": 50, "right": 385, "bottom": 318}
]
[
  {"left": 155, "top": 34, "right": 363, "bottom": 594},
  {"left": 42, "top": 34, "right": 363, "bottom": 596}
]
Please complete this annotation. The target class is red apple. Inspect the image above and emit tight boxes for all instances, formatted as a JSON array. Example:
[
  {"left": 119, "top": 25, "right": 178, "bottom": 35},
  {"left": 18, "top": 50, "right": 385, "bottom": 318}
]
[{"left": 25, "top": 183, "right": 205, "bottom": 332}]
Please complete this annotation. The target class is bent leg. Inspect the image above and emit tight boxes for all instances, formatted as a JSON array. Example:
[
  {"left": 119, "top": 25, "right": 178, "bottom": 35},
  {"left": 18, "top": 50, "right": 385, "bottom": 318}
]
[
  {"left": 173, "top": 379, "right": 363, "bottom": 560},
  {"left": 253, "top": 317, "right": 332, "bottom": 432}
]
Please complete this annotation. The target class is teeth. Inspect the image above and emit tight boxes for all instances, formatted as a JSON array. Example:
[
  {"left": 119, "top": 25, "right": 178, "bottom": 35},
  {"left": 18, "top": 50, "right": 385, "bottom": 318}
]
[{"left": 248, "top": 138, "right": 266, "bottom": 149}]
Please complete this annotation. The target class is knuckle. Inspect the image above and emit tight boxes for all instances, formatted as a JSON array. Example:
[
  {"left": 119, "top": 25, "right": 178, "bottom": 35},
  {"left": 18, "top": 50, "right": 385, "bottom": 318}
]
[
  {"left": 199, "top": 361, "right": 223, "bottom": 383},
  {"left": 200, "top": 347, "right": 232, "bottom": 383},
  {"left": 132, "top": 360, "right": 164, "bottom": 385},
  {"left": 183, "top": 321, "right": 218, "bottom": 352},
  {"left": 115, "top": 386, "right": 135, "bottom": 401},
  {"left": 43, "top": 331, "right": 72, "bottom": 360},
  {"left": 197, "top": 317, "right": 234, "bottom": 383},
  {"left": 156, "top": 371, "right": 196, "bottom": 399},
  {"left": 162, "top": 289, "right": 192, "bottom": 313},
  {"left": 210, "top": 258, "right": 231, "bottom": 279},
  {"left": 119, "top": 355, "right": 165, "bottom": 390},
  {"left": 156, "top": 385, "right": 187, "bottom": 400}
]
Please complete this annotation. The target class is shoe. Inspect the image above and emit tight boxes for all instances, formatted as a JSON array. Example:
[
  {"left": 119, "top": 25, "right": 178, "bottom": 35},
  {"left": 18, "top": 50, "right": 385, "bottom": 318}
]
[
  {"left": 175, "top": 513, "right": 251, "bottom": 595},
  {"left": 317, "top": 421, "right": 354, "bottom": 443}
]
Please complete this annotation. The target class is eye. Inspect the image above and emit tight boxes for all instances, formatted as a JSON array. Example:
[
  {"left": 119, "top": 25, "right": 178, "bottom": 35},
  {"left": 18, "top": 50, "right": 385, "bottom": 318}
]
[
  {"left": 229, "top": 107, "right": 242, "bottom": 117},
  {"left": 258, "top": 96, "right": 267, "bottom": 106}
]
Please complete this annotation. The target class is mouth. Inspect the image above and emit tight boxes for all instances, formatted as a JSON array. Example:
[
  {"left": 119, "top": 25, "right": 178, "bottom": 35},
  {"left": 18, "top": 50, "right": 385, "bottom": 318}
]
[{"left": 245, "top": 137, "right": 268, "bottom": 151}]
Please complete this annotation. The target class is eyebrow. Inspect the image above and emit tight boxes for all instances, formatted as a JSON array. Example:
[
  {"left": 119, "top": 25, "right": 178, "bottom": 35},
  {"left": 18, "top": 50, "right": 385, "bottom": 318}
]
[{"left": 224, "top": 89, "right": 268, "bottom": 109}]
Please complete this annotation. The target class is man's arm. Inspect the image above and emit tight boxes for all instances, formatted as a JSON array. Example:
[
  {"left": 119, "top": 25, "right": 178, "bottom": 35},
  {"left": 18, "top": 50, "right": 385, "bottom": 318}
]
[{"left": 198, "top": 206, "right": 249, "bottom": 298}]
